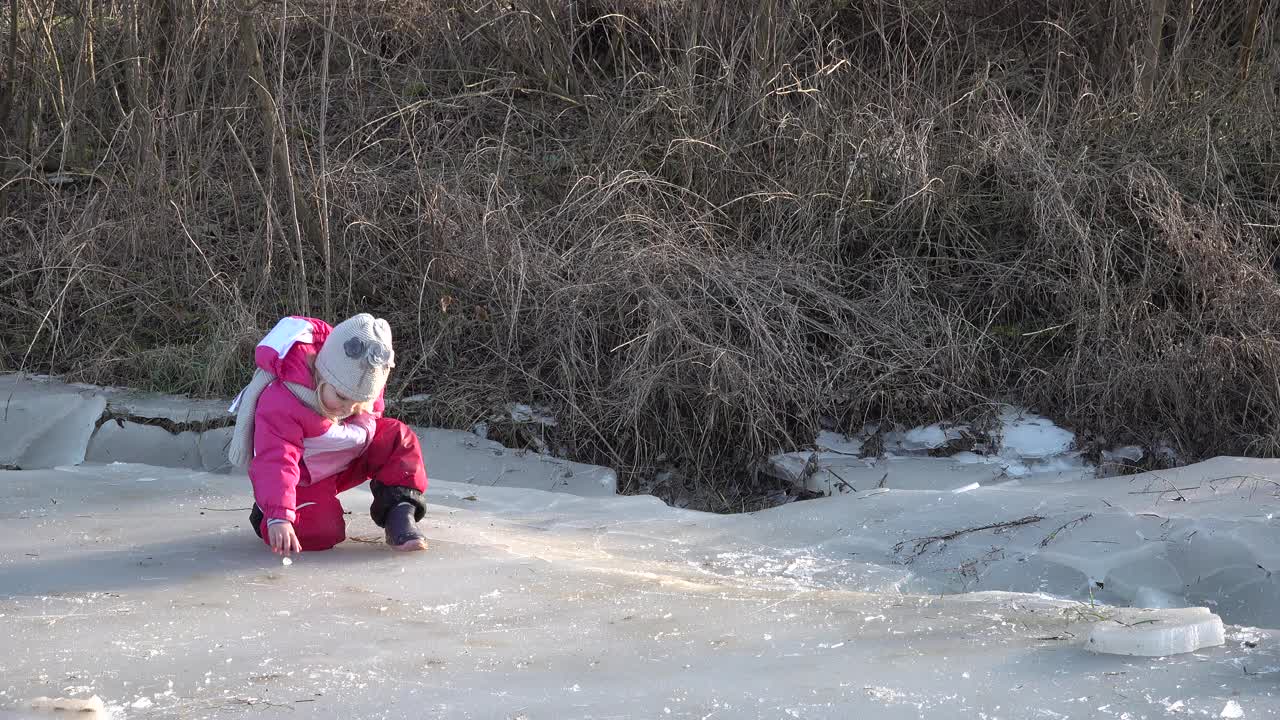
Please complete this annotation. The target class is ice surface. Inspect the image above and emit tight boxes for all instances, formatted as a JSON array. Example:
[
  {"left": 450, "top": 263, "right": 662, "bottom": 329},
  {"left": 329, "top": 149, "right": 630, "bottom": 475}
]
[
  {"left": 1085, "top": 607, "right": 1226, "bottom": 656},
  {"left": 3, "top": 461, "right": 1279, "bottom": 718},
  {"left": 3, "top": 379, "right": 1280, "bottom": 718}
]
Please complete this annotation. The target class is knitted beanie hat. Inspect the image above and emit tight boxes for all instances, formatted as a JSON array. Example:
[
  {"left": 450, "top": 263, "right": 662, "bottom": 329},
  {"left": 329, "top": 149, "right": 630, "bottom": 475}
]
[{"left": 315, "top": 313, "right": 395, "bottom": 402}]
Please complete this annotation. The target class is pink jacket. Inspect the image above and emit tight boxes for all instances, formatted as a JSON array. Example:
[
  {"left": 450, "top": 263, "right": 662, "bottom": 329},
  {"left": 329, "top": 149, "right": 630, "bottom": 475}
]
[{"left": 246, "top": 316, "right": 386, "bottom": 523}]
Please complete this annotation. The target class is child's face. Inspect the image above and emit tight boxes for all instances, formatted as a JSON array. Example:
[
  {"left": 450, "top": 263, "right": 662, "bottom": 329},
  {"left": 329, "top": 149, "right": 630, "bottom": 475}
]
[{"left": 319, "top": 383, "right": 362, "bottom": 418}]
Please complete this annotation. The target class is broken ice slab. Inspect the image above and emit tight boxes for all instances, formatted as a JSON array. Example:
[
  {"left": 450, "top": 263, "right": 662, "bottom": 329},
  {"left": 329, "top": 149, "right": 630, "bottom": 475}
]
[
  {"left": 412, "top": 427, "right": 617, "bottom": 496},
  {"left": 1221, "top": 700, "right": 1246, "bottom": 718},
  {"left": 23, "top": 695, "right": 106, "bottom": 717},
  {"left": 1086, "top": 607, "right": 1225, "bottom": 656},
  {"left": 766, "top": 453, "right": 1006, "bottom": 495},
  {"left": 997, "top": 407, "right": 1075, "bottom": 459},
  {"left": 85, "top": 420, "right": 232, "bottom": 472},
  {"left": 814, "top": 430, "right": 863, "bottom": 455},
  {"left": 82, "top": 382, "right": 233, "bottom": 472},
  {"left": 0, "top": 373, "right": 233, "bottom": 472},
  {"left": 0, "top": 375, "right": 105, "bottom": 469}
]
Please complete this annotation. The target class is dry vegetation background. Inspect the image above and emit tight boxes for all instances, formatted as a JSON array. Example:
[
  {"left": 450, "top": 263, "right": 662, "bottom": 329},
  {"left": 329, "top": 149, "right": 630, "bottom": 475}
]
[{"left": 1, "top": 0, "right": 1278, "bottom": 508}]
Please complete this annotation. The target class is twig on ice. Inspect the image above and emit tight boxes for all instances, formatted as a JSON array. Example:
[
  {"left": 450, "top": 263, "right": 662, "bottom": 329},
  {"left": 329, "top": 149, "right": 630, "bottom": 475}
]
[
  {"left": 1039, "top": 513, "right": 1093, "bottom": 548},
  {"left": 893, "top": 515, "right": 1045, "bottom": 561}
]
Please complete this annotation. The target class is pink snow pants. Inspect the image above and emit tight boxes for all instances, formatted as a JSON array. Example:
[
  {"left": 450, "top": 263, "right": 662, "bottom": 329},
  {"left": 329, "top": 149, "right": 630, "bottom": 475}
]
[{"left": 255, "top": 418, "right": 428, "bottom": 551}]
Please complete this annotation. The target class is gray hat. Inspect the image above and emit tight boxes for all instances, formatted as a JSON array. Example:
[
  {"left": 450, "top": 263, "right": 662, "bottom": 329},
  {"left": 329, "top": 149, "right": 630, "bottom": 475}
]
[{"left": 315, "top": 313, "right": 395, "bottom": 402}]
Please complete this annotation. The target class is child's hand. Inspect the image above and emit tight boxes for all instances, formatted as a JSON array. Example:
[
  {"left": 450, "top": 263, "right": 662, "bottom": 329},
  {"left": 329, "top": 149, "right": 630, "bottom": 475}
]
[{"left": 268, "top": 521, "right": 302, "bottom": 556}]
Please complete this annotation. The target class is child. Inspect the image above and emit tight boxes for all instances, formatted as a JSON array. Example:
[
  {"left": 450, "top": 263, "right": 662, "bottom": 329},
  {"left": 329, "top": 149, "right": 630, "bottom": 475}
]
[{"left": 226, "top": 313, "right": 428, "bottom": 555}]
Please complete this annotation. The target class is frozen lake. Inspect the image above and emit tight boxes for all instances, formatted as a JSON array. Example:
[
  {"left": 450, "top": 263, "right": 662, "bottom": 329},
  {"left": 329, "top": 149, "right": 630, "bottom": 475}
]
[{"left": 1, "top": 376, "right": 1278, "bottom": 718}]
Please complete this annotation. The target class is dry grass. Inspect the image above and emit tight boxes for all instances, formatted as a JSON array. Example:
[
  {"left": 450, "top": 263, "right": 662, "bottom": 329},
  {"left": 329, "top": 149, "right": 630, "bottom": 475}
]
[{"left": 1, "top": 0, "right": 1278, "bottom": 509}]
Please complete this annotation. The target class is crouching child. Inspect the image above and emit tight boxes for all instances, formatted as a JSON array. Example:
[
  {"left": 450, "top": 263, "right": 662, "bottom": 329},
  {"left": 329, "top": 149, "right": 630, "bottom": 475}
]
[{"left": 227, "top": 314, "right": 429, "bottom": 555}]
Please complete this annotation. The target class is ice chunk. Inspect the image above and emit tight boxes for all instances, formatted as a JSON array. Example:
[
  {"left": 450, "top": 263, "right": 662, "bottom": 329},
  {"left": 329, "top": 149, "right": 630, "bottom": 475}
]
[
  {"left": 951, "top": 451, "right": 994, "bottom": 465},
  {"left": 1102, "top": 446, "right": 1144, "bottom": 463},
  {"left": 0, "top": 375, "right": 107, "bottom": 469},
  {"left": 902, "top": 424, "right": 948, "bottom": 450},
  {"left": 415, "top": 426, "right": 617, "bottom": 496},
  {"left": 282, "top": 557, "right": 293, "bottom": 566},
  {"left": 999, "top": 408, "right": 1074, "bottom": 459},
  {"left": 87, "top": 420, "right": 232, "bottom": 473},
  {"left": 507, "top": 403, "right": 557, "bottom": 426},
  {"left": 1221, "top": 700, "right": 1244, "bottom": 718},
  {"left": 1086, "top": 607, "right": 1225, "bottom": 656},
  {"left": 814, "top": 431, "right": 862, "bottom": 456},
  {"left": 29, "top": 695, "right": 106, "bottom": 715}
]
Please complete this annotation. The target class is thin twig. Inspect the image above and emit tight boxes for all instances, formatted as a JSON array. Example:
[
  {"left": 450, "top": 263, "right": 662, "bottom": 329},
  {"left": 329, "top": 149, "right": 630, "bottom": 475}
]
[
  {"left": 1039, "top": 513, "right": 1093, "bottom": 548},
  {"left": 894, "top": 515, "right": 1046, "bottom": 560}
]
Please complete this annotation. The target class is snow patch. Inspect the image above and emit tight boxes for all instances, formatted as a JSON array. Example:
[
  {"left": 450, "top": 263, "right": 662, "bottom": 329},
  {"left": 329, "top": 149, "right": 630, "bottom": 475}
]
[
  {"left": 998, "top": 407, "right": 1074, "bottom": 459},
  {"left": 814, "top": 431, "right": 862, "bottom": 456}
]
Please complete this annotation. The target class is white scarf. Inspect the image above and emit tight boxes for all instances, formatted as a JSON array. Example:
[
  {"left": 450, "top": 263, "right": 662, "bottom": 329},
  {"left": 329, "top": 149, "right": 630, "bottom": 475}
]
[{"left": 226, "top": 371, "right": 350, "bottom": 467}]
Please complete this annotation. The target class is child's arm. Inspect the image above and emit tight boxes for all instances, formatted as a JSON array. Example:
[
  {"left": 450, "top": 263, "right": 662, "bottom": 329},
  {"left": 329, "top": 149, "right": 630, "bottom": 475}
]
[{"left": 248, "top": 387, "right": 306, "bottom": 526}]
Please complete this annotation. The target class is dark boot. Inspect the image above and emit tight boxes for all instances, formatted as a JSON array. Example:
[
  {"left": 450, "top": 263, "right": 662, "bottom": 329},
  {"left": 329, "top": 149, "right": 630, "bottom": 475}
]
[{"left": 383, "top": 501, "right": 428, "bottom": 552}]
